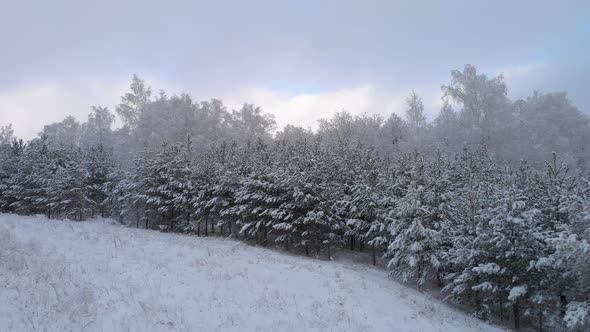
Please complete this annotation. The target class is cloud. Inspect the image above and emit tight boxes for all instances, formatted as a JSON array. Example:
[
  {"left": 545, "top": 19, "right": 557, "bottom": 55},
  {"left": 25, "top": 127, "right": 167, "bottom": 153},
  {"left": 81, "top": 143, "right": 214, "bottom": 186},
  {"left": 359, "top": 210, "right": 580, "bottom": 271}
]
[
  {"left": 1, "top": 0, "right": 588, "bottom": 127},
  {"left": 0, "top": 76, "right": 447, "bottom": 141},
  {"left": 222, "top": 85, "right": 444, "bottom": 131},
  {"left": 496, "top": 61, "right": 548, "bottom": 81},
  {"left": 226, "top": 85, "right": 393, "bottom": 130},
  {"left": 0, "top": 80, "right": 128, "bottom": 140}
]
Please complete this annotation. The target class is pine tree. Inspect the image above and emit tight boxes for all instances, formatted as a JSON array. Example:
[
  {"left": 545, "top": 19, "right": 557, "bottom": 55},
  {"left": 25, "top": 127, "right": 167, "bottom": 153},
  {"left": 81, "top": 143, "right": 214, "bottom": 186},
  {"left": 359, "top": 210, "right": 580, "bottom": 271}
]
[
  {"left": 117, "top": 145, "right": 150, "bottom": 228},
  {"left": 6, "top": 137, "right": 52, "bottom": 216},
  {"left": 191, "top": 149, "right": 217, "bottom": 236},
  {"left": 442, "top": 147, "right": 498, "bottom": 318},
  {"left": 49, "top": 149, "right": 93, "bottom": 220},
  {"left": 0, "top": 133, "right": 24, "bottom": 212},
  {"left": 144, "top": 143, "right": 183, "bottom": 230},
  {"left": 386, "top": 153, "right": 444, "bottom": 286},
  {"left": 424, "top": 151, "right": 454, "bottom": 285},
  {"left": 233, "top": 139, "right": 289, "bottom": 246},
  {"left": 83, "top": 144, "right": 115, "bottom": 217},
  {"left": 171, "top": 137, "right": 197, "bottom": 231},
  {"left": 551, "top": 180, "right": 590, "bottom": 329},
  {"left": 205, "top": 142, "right": 241, "bottom": 237},
  {"left": 472, "top": 162, "right": 542, "bottom": 328},
  {"left": 529, "top": 153, "right": 588, "bottom": 328},
  {"left": 290, "top": 138, "right": 340, "bottom": 257}
]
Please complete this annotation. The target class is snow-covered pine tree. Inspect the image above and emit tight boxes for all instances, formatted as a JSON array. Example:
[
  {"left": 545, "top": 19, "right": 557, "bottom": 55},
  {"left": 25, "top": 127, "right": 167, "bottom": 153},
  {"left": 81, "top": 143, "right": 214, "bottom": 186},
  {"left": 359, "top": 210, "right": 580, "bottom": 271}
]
[
  {"left": 442, "top": 147, "right": 498, "bottom": 318},
  {"left": 423, "top": 151, "right": 454, "bottom": 286},
  {"left": 266, "top": 139, "right": 298, "bottom": 249},
  {"left": 286, "top": 137, "right": 340, "bottom": 257},
  {"left": 472, "top": 162, "right": 544, "bottom": 328},
  {"left": 144, "top": 142, "right": 184, "bottom": 230},
  {"left": 365, "top": 164, "right": 396, "bottom": 266},
  {"left": 117, "top": 144, "right": 150, "bottom": 228},
  {"left": 528, "top": 153, "right": 589, "bottom": 329},
  {"left": 345, "top": 146, "right": 383, "bottom": 263},
  {"left": 0, "top": 127, "right": 24, "bottom": 212},
  {"left": 170, "top": 136, "right": 197, "bottom": 231},
  {"left": 47, "top": 147, "right": 93, "bottom": 220},
  {"left": 386, "top": 152, "right": 444, "bottom": 287},
  {"left": 6, "top": 137, "right": 53, "bottom": 216},
  {"left": 104, "top": 167, "right": 126, "bottom": 224},
  {"left": 82, "top": 144, "right": 115, "bottom": 217},
  {"left": 550, "top": 177, "right": 590, "bottom": 329},
  {"left": 213, "top": 141, "right": 257, "bottom": 237},
  {"left": 191, "top": 148, "right": 217, "bottom": 236},
  {"left": 234, "top": 139, "right": 289, "bottom": 246},
  {"left": 205, "top": 141, "right": 241, "bottom": 237},
  {"left": 331, "top": 140, "right": 365, "bottom": 251},
  {"left": 366, "top": 153, "right": 413, "bottom": 266}
]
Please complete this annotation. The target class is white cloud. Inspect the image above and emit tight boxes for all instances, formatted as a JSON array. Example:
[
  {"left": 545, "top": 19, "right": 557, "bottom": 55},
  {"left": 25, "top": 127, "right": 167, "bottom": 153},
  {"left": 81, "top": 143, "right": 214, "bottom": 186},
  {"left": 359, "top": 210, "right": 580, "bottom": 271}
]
[
  {"left": 222, "top": 85, "right": 437, "bottom": 131},
  {"left": 494, "top": 61, "right": 551, "bottom": 101},
  {"left": 0, "top": 79, "right": 445, "bottom": 140},
  {"left": 0, "top": 80, "right": 128, "bottom": 140},
  {"left": 496, "top": 61, "right": 548, "bottom": 81}
]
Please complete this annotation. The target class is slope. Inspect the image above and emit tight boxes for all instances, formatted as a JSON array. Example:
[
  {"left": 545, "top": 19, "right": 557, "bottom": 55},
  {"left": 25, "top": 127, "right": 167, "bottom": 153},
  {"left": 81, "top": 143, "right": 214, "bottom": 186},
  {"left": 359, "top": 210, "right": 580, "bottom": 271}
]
[{"left": 0, "top": 214, "right": 504, "bottom": 331}]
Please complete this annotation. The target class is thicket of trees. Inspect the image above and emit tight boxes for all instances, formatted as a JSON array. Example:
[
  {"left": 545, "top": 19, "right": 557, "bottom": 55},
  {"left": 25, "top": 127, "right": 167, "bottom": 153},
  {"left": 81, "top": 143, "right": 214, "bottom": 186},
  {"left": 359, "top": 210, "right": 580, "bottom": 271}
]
[{"left": 1, "top": 65, "right": 589, "bottom": 330}]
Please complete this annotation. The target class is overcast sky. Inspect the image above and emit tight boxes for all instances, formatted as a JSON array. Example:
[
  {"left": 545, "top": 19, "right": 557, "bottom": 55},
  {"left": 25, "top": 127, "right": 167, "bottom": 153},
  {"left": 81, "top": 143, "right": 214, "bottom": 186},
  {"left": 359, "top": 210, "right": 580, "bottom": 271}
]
[{"left": 1, "top": 0, "right": 588, "bottom": 139}]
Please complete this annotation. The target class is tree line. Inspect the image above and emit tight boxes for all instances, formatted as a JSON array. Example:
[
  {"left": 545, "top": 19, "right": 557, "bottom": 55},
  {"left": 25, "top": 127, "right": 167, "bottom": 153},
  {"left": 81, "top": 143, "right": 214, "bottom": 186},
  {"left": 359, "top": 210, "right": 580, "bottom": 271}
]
[{"left": 0, "top": 65, "right": 589, "bottom": 330}]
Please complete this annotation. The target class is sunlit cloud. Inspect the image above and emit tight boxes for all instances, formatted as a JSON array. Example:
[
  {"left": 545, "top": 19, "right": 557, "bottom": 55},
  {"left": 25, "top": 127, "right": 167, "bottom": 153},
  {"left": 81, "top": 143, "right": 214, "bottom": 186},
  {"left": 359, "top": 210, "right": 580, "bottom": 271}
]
[
  {"left": 222, "top": 85, "right": 448, "bottom": 131},
  {"left": 496, "top": 61, "right": 548, "bottom": 81},
  {"left": 0, "top": 80, "right": 128, "bottom": 140}
]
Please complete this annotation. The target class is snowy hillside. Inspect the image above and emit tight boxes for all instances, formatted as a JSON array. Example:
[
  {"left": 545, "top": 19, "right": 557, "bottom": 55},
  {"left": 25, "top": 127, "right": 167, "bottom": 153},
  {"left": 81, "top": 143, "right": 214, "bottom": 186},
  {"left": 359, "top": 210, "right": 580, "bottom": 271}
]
[{"left": 0, "top": 214, "right": 504, "bottom": 332}]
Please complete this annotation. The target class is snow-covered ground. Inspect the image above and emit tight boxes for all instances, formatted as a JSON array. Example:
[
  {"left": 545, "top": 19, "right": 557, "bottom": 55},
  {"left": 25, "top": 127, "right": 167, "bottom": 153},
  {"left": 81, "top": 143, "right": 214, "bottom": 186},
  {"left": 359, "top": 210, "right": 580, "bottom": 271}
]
[{"left": 0, "top": 214, "right": 505, "bottom": 331}]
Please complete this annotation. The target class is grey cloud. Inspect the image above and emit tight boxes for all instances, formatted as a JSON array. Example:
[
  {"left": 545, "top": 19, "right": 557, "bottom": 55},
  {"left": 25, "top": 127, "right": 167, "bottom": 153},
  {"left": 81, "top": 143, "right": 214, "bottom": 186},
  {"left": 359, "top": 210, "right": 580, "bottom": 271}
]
[{"left": 0, "top": 0, "right": 588, "bottom": 133}]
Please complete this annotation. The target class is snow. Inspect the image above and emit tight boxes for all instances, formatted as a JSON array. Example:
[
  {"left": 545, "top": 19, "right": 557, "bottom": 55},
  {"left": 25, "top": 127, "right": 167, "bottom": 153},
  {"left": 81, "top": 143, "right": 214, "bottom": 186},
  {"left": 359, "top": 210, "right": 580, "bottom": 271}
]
[
  {"left": 0, "top": 214, "right": 504, "bottom": 331},
  {"left": 508, "top": 286, "right": 527, "bottom": 302}
]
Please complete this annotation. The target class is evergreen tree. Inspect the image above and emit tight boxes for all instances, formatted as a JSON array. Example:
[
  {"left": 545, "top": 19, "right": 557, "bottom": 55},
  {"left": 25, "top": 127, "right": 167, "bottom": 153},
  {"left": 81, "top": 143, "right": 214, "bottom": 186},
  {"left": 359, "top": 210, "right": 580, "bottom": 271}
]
[
  {"left": 386, "top": 153, "right": 444, "bottom": 286},
  {"left": 6, "top": 137, "right": 52, "bottom": 216},
  {"left": 442, "top": 147, "right": 498, "bottom": 318},
  {"left": 47, "top": 148, "right": 93, "bottom": 220},
  {"left": 83, "top": 145, "right": 115, "bottom": 217}
]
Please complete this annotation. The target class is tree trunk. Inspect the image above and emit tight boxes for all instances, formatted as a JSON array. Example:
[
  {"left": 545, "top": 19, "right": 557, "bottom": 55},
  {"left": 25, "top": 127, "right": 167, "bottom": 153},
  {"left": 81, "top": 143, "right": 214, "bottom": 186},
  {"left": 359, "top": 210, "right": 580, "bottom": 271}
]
[
  {"left": 204, "top": 214, "right": 208, "bottom": 237},
  {"left": 474, "top": 290, "right": 481, "bottom": 315},
  {"left": 136, "top": 204, "right": 140, "bottom": 228},
  {"left": 327, "top": 243, "right": 331, "bottom": 260},
  {"left": 168, "top": 212, "right": 174, "bottom": 231},
  {"left": 263, "top": 229, "right": 268, "bottom": 247},
  {"left": 513, "top": 299, "right": 520, "bottom": 330},
  {"left": 560, "top": 293, "right": 567, "bottom": 318},
  {"left": 305, "top": 242, "right": 309, "bottom": 256},
  {"left": 539, "top": 310, "right": 543, "bottom": 332},
  {"left": 372, "top": 245, "right": 376, "bottom": 266}
]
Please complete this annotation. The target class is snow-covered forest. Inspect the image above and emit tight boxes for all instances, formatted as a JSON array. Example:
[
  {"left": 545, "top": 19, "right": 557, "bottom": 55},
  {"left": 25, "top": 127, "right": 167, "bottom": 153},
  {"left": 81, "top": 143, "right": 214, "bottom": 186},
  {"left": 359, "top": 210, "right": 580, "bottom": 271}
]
[{"left": 1, "top": 65, "right": 589, "bottom": 330}]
